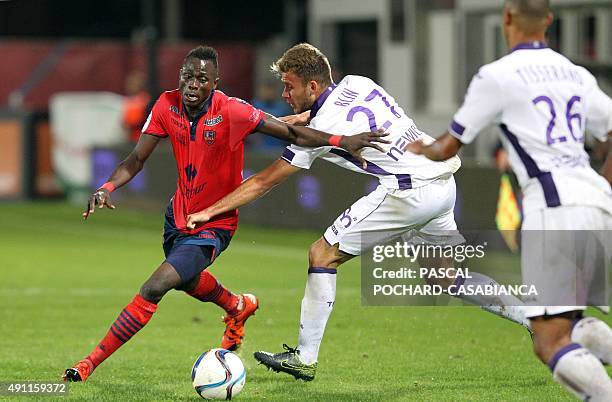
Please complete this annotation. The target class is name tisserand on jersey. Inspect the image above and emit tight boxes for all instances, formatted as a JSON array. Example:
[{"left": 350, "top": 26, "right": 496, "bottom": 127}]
[{"left": 515, "top": 64, "right": 583, "bottom": 85}]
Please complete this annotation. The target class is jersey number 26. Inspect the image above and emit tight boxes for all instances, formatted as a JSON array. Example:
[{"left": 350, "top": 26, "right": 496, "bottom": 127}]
[{"left": 532, "top": 95, "right": 583, "bottom": 145}]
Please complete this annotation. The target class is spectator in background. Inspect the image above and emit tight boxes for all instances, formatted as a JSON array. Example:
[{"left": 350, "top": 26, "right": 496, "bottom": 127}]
[
  {"left": 248, "top": 82, "right": 292, "bottom": 150},
  {"left": 122, "top": 71, "right": 151, "bottom": 144}
]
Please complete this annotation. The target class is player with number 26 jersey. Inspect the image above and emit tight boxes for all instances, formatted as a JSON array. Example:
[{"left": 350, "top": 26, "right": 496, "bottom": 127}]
[
  {"left": 449, "top": 42, "right": 612, "bottom": 215},
  {"left": 410, "top": 2, "right": 612, "bottom": 398}
]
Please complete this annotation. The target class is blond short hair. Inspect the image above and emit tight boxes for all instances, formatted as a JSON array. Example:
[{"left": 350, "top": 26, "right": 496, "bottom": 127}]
[{"left": 271, "top": 43, "right": 333, "bottom": 86}]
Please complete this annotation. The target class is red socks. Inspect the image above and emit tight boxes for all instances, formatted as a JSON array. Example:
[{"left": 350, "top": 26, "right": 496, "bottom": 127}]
[
  {"left": 187, "top": 271, "right": 240, "bottom": 315},
  {"left": 84, "top": 272, "right": 237, "bottom": 370},
  {"left": 87, "top": 294, "right": 157, "bottom": 367}
]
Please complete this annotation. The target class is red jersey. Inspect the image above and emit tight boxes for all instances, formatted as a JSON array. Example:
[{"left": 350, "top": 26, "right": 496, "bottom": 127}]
[{"left": 142, "top": 89, "right": 265, "bottom": 234}]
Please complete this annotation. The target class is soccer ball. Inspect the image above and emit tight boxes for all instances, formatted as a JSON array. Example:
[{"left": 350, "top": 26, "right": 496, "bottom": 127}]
[{"left": 192, "top": 348, "right": 246, "bottom": 400}]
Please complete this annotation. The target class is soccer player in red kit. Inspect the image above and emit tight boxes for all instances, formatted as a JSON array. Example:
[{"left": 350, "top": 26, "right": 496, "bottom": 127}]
[{"left": 63, "top": 46, "right": 387, "bottom": 382}]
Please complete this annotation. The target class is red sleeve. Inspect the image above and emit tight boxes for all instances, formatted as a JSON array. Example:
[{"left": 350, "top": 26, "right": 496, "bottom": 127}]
[
  {"left": 227, "top": 98, "right": 265, "bottom": 150},
  {"left": 141, "top": 96, "right": 168, "bottom": 138}
]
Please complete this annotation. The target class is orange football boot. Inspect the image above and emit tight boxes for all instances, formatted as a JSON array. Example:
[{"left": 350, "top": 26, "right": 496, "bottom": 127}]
[
  {"left": 221, "top": 294, "right": 259, "bottom": 351},
  {"left": 63, "top": 358, "right": 95, "bottom": 382}
]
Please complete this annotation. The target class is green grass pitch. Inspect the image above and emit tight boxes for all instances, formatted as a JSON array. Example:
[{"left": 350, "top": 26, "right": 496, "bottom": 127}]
[{"left": 1, "top": 201, "right": 607, "bottom": 401}]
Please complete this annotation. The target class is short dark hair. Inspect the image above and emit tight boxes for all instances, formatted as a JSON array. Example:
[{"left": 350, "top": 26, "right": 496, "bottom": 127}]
[
  {"left": 271, "top": 43, "right": 333, "bottom": 87},
  {"left": 184, "top": 46, "right": 218, "bottom": 69},
  {"left": 505, "top": 0, "right": 550, "bottom": 20}
]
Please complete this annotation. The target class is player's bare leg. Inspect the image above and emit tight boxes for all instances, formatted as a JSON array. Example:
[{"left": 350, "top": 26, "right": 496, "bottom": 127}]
[
  {"left": 418, "top": 255, "right": 530, "bottom": 331},
  {"left": 254, "top": 237, "right": 351, "bottom": 381},
  {"left": 140, "top": 261, "right": 185, "bottom": 302},
  {"left": 64, "top": 262, "right": 181, "bottom": 382},
  {"left": 531, "top": 312, "right": 612, "bottom": 401}
]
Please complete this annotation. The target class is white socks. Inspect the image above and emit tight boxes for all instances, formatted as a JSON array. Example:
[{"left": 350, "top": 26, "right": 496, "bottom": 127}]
[
  {"left": 295, "top": 267, "right": 533, "bottom": 367},
  {"left": 453, "top": 272, "right": 530, "bottom": 330},
  {"left": 571, "top": 317, "right": 612, "bottom": 364},
  {"left": 550, "top": 343, "right": 612, "bottom": 401},
  {"left": 297, "top": 267, "right": 337, "bottom": 365}
]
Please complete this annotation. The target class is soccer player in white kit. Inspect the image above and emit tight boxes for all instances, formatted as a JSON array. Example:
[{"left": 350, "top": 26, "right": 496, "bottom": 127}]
[
  {"left": 186, "top": 43, "right": 532, "bottom": 381},
  {"left": 409, "top": 1, "right": 612, "bottom": 400}
]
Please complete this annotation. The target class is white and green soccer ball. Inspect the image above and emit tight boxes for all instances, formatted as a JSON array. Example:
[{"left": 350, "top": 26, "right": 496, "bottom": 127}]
[{"left": 192, "top": 348, "right": 246, "bottom": 400}]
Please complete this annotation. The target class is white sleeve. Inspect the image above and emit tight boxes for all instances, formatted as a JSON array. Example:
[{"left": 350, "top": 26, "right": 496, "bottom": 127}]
[
  {"left": 584, "top": 79, "right": 612, "bottom": 142},
  {"left": 280, "top": 144, "right": 329, "bottom": 169},
  {"left": 449, "top": 66, "right": 504, "bottom": 144}
]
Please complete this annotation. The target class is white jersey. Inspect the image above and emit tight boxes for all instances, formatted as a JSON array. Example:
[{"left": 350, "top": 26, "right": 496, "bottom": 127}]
[
  {"left": 450, "top": 41, "right": 612, "bottom": 214},
  {"left": 282, "top": 75, "right": 461, "bottom": 191}
]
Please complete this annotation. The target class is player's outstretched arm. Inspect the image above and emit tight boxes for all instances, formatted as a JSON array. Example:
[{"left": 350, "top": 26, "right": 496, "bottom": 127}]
[
  {"left": 186, "top": 159, "right": 300, "bottom": 229},
  {"left": 258, "top": 113, "right": 390, "bottom": 169},
  {"left": 405, "top": 132, "right": 462, "bottom": 161},
  {"left": 83, "top": 134, "right": 161, "bottom": 220}
]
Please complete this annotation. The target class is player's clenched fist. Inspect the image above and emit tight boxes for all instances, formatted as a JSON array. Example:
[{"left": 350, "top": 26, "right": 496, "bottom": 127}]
[
  {"left": 82, "top": 188, "right": 116, "bottom": 220},
  {"left": 186, "top": 211, "right": 212, "bottom": 230},
  {"left": 404, "top": 139, "right": 425, "bottom": 154}
]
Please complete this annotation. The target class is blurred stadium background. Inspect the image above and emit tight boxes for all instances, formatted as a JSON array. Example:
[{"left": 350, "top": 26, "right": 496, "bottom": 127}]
[
  {"left": 1, "top": 0, "right": 611, "bottom": 228},
  {"left": 1, "top": 0, "right": 611, "bottom": 400}
]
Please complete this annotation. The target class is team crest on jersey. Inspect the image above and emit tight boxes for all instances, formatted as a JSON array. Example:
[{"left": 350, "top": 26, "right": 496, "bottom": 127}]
[
  {"left": 169, "top": 105, "right": 180, "bottom": 115},
  {"left": 204, "top": 115, "right": 223, "bottom": 126},
  {"left": 204, "top": 130, "right": 216, "bottom": 145}
]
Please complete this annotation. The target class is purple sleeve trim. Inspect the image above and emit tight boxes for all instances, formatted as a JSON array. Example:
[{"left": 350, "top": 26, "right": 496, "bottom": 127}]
[
  {"left": 450, "top": 120, "right": 465, "bottom": 136},
  {"left": 281, "top": 148, "right": 296, "bottom": 163}
]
